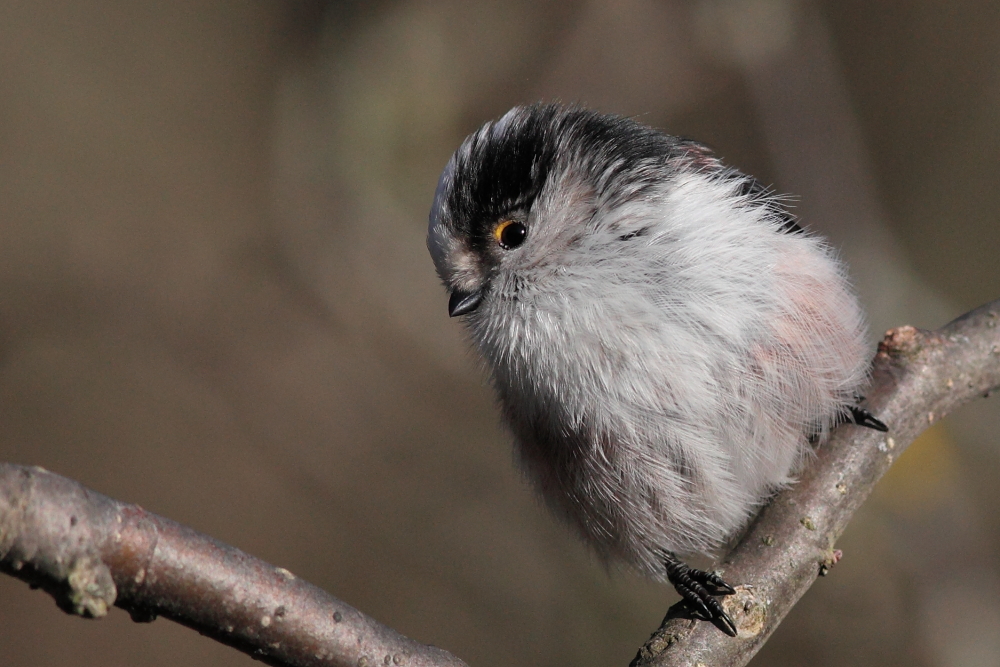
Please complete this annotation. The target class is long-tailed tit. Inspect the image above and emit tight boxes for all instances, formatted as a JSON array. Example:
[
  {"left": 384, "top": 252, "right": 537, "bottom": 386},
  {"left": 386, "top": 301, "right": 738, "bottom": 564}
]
[{"left": 427, "top": 104, "right": 887, "bottom": 635}]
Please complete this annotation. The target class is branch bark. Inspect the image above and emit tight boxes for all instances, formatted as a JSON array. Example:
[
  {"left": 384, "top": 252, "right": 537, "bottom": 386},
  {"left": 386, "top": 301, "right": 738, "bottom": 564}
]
[
  {"left": 0, "top": 464, "right": 468, "bottom": 667},
  {"left": 631, "top": 298, "right": 1000, "bottom": 666},
  {"left": 1, "top": 299, "right": 998, "bottom": 667}
]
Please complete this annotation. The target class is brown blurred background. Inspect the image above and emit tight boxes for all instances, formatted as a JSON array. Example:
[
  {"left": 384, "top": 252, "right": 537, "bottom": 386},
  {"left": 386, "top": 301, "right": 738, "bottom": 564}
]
[{"left": 1, "top": 1, "right": 998, "bottom": 665}]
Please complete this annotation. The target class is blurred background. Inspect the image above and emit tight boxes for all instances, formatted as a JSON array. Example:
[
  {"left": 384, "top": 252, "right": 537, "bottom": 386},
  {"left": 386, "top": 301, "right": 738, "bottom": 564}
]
[{"left": 0, "top": 1, "right": 998, "bottom": 665}]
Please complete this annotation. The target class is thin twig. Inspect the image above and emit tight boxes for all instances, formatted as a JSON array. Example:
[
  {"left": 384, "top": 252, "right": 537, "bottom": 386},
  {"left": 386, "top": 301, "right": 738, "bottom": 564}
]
[
  {"left": 0, "top": 464, "right": 468, "bottom": 667},
  {"left": 632, "top": 298, "right": 1000, "bottom": 666}
]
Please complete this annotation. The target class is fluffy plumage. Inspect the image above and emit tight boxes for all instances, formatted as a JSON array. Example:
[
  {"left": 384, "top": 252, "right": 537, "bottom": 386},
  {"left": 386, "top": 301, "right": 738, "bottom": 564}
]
[{"left": 428, "top": 104, "right": 874, "bottom": 606}]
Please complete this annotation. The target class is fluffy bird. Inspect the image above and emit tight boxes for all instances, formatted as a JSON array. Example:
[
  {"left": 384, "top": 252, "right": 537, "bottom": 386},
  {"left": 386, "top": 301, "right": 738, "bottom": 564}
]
[{"left": 427, "top": 103, "right": 886, "bottom": 635}]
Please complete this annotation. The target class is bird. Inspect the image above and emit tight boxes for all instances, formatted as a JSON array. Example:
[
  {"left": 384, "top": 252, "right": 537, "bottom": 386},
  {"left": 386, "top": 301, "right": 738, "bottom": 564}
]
[{"left": 426, "top": 103, "right": 887, "bottom": 636}]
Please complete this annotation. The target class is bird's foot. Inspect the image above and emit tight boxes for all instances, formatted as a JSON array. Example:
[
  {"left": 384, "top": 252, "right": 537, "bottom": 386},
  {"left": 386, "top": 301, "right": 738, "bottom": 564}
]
[
  {"left": 846, "top": 404, "right": 888, "bottom": 432},
  {"left": 662, "top": 554, "right": 738, "bottom": 637}
]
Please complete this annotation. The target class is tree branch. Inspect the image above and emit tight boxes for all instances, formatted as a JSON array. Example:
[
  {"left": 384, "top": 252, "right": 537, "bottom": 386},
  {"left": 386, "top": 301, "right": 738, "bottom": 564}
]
[
  {"left": 1, "top": 299, "right": 998, "bottom": 667},
  {"left": 632, "top": 298, "right": 1000, "bottom": 666},
  {"left": 0, "top": 464, "right": 468, "bottom": 667}
]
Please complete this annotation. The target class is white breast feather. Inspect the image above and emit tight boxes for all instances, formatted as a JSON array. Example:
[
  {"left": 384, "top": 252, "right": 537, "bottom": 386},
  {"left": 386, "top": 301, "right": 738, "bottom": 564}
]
[{"left": 467, "top": 171, "right": 869, "bottom": 577}]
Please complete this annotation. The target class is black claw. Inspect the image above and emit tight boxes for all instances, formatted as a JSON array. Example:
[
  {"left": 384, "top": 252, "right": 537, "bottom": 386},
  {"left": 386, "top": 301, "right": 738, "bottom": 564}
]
[
  {"left": 715, "top": 609, "right": 739, "bottom": 637},
  {"left": 847, "top": 405, "right": 888, "bottom": 432},
  {"left": 663, "top": 553, "right": 737, "bottom": 637},
  {"left": 676, "top": 581, "right": 713, "bottom": 618},
  {"left": 700, "top": 570, "right": 736, "bottom": 595}
]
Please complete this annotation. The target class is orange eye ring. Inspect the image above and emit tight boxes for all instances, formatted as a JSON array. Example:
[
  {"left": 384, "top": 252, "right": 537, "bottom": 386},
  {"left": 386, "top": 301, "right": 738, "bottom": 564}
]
[{"left": 494, "top": 219, "right": 528, "bottom": 249}]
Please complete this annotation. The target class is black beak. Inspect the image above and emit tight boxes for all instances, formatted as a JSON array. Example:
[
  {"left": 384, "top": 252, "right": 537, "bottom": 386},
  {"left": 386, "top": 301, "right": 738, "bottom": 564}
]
[{"left": 448, "top": 289, "right": 482, "bottom": 317}]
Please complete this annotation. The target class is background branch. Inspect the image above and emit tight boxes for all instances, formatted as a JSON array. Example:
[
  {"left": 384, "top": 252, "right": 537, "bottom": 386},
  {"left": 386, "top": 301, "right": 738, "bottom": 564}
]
[
  {"left": 0, "top": 464, "right": 468, "bottom": 667},
  {"left": 632, "top": 298, "right": 1000, "bottom": 666}
]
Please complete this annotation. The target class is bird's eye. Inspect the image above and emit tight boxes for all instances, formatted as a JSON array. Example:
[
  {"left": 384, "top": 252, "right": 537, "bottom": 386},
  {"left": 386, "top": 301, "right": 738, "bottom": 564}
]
[{"left": 494, "top": 220, "right": 527, "bottom": 250}]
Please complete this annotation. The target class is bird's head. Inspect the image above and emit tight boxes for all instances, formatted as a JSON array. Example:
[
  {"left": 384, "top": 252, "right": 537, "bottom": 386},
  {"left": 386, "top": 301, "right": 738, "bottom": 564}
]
[{"left": 428, "top": 103, "right": 711, "bottom": 320}]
